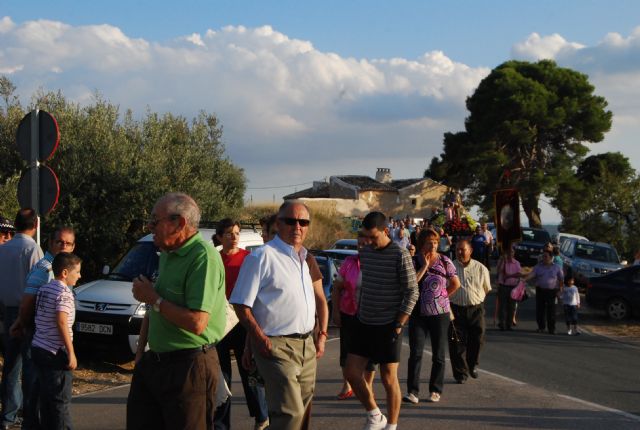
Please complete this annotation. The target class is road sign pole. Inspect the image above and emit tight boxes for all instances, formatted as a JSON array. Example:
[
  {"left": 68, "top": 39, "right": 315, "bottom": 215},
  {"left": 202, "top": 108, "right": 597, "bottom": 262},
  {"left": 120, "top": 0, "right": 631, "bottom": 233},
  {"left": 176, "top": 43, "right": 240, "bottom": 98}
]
[{"left": 30, "top": 110, "right": 41, "bottom": 245}]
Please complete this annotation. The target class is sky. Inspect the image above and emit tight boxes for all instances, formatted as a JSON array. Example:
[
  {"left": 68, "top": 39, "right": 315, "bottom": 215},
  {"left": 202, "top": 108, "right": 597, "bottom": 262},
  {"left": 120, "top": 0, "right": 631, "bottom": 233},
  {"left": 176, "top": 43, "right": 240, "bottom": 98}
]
[{"left": 2, "top": 0, "right": 640, "bottom": 223}]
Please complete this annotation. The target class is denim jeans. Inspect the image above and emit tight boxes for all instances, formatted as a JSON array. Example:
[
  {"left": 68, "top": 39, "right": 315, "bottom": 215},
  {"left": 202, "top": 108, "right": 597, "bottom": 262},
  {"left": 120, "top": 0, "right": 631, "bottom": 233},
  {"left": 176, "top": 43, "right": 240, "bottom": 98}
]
[
  {"left": 1, "top": 306, "right": 40, "bottom": 428},
  {"left": 31, "top": 346, "right": 73, "bottom": 430},
  {"left": 406, "top": 310, "right": 450, "bottom": 395}
]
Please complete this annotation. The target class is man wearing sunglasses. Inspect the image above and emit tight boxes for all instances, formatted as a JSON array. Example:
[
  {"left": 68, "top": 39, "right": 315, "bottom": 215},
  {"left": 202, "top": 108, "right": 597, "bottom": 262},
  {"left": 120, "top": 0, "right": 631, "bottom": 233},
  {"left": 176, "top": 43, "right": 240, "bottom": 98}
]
[
  {"left": 231, "top": 200, "right": 328, "bottom": 430},
  {"left": 127, "top": 193, "right": 226, "bottom": 429}
]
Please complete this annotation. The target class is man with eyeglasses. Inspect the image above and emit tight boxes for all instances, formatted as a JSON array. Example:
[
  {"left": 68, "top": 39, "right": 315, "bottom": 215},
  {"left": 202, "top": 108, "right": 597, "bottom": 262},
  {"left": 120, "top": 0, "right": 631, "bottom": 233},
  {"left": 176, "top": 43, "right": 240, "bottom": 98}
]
[
  {"left": 231, "top": 200, "right": 328, "bottom": 430},
  {"left": 127, "top": 193, "right": 226, "bottom": 429},
  {"left": 0, "top": 209, "right": 44, "bottom": 430},
  {"left": 5, "top": 226, "right": 76, "bottom": 429}
]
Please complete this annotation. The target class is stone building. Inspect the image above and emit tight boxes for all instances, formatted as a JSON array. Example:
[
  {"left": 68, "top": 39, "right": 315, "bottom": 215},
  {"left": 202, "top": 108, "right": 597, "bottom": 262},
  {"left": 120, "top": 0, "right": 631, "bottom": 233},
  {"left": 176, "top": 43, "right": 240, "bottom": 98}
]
[{"left": 283, "top": 168, "right": 448, "bottom": 218}]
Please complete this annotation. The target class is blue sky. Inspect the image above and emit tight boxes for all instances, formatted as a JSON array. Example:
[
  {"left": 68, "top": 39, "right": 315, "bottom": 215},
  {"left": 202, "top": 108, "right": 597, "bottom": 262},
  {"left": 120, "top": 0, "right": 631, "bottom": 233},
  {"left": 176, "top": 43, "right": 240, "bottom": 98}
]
[{"left": 2, "top": 1, "right": 640, "bottom": 223}]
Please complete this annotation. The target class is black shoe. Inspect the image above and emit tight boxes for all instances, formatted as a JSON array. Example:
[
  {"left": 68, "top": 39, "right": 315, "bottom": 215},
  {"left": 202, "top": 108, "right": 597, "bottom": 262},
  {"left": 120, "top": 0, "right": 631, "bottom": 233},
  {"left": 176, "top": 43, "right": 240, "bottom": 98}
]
[
  {"left": 470, "top": 368, "right": 479, "bottom": 379},
  {"left": 506, "top": 326, "right": 513, "bottom": 331},
  {"left": 455, "top": 377, "right": 467, "bottom": 384}
]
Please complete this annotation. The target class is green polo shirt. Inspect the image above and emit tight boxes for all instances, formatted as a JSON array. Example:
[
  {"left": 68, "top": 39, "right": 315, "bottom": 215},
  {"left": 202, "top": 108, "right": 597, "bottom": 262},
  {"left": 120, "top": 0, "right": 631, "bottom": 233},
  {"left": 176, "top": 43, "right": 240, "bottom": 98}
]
[{"left": 148, "top": 232, "right": 226, "bottom": 352}]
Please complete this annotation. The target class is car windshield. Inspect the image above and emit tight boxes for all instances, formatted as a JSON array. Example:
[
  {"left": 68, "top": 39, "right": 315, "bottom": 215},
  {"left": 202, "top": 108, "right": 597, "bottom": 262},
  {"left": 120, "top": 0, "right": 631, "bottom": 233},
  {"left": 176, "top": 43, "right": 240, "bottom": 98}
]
[
  {"left": 108, "top": 242, "right": 160, "bottom": 281},
  {"left": 521, "top": 228, "right": 551, "bottom": 244},
  {"left": 574, "top": 243, "right": 619, "bottom": 263},
  {"left": 334, "top": 240, "right": 357, "bottom": 250}
]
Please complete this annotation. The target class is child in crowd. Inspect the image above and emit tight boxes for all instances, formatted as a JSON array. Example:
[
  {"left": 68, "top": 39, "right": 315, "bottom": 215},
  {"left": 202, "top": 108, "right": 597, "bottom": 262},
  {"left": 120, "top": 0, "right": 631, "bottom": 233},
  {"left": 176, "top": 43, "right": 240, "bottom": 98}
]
[
  {"left": 561, "top": 276, "right": 580, "bottom": 335},
  {"left": 31, "top": 252, "right": 82, "bottom": 429}
]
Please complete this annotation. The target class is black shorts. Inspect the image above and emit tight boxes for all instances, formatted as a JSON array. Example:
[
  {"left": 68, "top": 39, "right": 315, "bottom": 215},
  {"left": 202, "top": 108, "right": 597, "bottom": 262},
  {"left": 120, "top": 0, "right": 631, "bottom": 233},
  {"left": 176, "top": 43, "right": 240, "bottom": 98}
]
[
  {"left": 340, "top": 314, "right": 376, "bottom": 371},
  {"left": 349, "top": 318, "right": 402, "bottom": 364}
]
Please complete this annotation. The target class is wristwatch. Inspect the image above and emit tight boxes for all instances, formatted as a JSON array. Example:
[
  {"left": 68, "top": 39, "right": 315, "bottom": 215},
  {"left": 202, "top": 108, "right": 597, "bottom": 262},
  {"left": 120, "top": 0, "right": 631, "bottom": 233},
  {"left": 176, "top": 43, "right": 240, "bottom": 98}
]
[{"left": 153, "top": 297, "right": 164, "bottom": 312}]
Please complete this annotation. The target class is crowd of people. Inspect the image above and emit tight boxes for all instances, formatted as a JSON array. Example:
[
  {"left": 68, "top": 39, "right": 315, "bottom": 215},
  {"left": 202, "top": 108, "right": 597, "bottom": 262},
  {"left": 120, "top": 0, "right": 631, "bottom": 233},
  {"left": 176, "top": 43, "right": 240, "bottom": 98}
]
[{"left": 0, "top": 199, "right": 597, "bottom": 430}]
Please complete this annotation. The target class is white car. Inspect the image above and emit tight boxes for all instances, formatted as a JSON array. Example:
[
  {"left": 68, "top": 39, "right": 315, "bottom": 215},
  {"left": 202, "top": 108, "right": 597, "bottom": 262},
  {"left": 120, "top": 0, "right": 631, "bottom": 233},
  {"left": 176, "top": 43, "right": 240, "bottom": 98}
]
[{"left": 73, "top": 227, "right": 263, "bottom": 354}]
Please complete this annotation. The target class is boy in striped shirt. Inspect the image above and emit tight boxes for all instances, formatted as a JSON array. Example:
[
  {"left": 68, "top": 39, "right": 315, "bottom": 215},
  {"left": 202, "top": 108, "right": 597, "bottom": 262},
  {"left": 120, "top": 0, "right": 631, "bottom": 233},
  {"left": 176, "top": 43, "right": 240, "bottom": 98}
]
[{"left": 32, "top": 252, "right": 82, "bottom": 429}]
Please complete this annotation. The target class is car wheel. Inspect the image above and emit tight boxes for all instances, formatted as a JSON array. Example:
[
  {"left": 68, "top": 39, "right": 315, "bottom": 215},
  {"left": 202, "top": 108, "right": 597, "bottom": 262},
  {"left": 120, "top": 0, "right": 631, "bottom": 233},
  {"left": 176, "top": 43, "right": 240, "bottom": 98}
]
[{"left": 607, "top": 298, "right": 630, "bottom": 320}]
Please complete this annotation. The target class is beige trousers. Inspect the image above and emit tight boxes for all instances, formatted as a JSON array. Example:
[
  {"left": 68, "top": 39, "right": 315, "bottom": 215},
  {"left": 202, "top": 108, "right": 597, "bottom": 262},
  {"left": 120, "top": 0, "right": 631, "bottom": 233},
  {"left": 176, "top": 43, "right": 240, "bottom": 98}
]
[{"left": 252, "top": 336, "right": 317, "bottom": 430}]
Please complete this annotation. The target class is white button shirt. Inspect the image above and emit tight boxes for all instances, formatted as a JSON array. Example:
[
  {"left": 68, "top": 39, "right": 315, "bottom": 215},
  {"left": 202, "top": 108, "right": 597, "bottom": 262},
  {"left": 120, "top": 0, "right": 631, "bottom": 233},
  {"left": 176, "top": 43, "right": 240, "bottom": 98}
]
[{"left": 230, "top": 235, "right": 316, "bottom": 336}]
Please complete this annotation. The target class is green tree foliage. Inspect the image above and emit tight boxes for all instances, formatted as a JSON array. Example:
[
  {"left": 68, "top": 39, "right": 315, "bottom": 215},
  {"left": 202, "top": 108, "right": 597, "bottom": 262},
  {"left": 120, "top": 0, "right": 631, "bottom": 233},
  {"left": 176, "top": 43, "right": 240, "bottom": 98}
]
[
  {"left": 0, "top": 79, "right": 245, "bottom": 279},
  {"left": 554, "top": 152, "right": 640, "bottom": 260},
  {"left": 426, "top": 60, "right": 612, "bottom": 227}
]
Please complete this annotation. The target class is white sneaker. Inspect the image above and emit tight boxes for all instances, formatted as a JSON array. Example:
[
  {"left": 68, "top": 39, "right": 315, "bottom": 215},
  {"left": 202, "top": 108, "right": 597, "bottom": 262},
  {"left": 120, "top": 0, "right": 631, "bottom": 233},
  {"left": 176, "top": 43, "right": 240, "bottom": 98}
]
[
  {"left": 428, "top": 392, "right": 441, "bottom": 403},
  {"left": 363, "top": 413, "right": 387, "bottom": 430},
  {"left": 568, "top": 329, "right": 573, "bottom": 336},
  {"left": 402, "top": 392, "right": 419, "bottom": 404}
]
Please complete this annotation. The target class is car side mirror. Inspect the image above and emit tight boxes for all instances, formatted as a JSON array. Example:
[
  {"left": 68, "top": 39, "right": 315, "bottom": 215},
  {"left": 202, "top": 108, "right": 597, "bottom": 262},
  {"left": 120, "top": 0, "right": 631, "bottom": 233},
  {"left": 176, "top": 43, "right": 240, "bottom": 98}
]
[{"left": 102, "top": 265, "right": 110, "bottom": 276}]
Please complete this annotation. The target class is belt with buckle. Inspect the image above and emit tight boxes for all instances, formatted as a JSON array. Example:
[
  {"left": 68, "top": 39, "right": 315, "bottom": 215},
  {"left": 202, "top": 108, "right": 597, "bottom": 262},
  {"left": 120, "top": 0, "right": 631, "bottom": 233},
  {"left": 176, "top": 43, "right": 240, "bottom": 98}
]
[
  {"left": 280, "top": 331, "right": 312, "bottom": 339},
  {"left": 146, "top": 343, "right": 215, "bottom": 362}
]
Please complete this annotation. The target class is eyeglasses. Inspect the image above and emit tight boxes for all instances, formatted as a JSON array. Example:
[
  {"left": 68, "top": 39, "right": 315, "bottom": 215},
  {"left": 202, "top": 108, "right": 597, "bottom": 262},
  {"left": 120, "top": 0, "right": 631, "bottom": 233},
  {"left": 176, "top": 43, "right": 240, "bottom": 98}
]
[
  {"left": 147, "top": 214, "right": 180, "bottom": 228},
  {"left": 55, "top": 240, "right": 74, "bottom": 247},
  {"left": 279, "top": 217, "right": 310, "bottom": 227}
]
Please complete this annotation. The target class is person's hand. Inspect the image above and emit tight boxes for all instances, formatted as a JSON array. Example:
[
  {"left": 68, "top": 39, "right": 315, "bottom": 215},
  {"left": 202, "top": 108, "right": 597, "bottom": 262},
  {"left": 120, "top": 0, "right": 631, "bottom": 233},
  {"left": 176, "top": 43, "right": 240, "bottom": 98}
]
[
  {"left": 67, "top": 352, "right": 78, "bottom": 370},
  {"left": 9, "top": 320, "right": 24, "bottom": 338},
  {"left": 132, "top": 275, "right": 159, "bottom": 304},
  {"left": 252, "top": 332, "right": 272, "bottom": 358},
  {"left": 134, "top": 349, "right": 144, "bottom": 366},
  {"left": 332, "top": 311, "right": 341, "bottom": 328},
  {"left": 315, "top": 335, "right": 326, "bottom": 359}
]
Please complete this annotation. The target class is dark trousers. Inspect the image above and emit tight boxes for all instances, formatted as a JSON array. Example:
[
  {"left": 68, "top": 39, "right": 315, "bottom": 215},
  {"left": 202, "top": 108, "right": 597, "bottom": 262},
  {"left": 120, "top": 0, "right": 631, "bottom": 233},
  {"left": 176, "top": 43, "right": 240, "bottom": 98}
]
[
  {"left": 448, "top": 304, "right": 485, "bottom": 381},
  {"left": 536, "top": 288, "right": 558, "bottom": 333},
  {"left": 214, "top": 324, "right": 268, "bottom": 429},
  {"left": 127, "top": 346, "right": 219, "bottom": 430},
  {"left": 31, "top": 347, "right": 72, "bottom": 430},
  {"left": 564, "top": 305, "right": 579, "bottom": 325},
  {"left": 497, "top": 284, "right": 516, "bottom": 329},
  {"left": 406, "top": 310, "right": 450, "bottom": 395},
  {"left": 1, "top": 306, "right": 39, "bottom": 429}
]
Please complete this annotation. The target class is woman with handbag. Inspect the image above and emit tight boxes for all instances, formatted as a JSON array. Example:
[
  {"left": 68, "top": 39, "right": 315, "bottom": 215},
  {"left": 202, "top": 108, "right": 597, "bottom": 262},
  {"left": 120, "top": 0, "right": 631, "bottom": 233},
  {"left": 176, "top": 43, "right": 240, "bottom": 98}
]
[
  {"left": 403, "top": 228, "right": 460, "bottom": 404},
  {"left": 496, "top": 245, "right": 523, "bottom": 331}
]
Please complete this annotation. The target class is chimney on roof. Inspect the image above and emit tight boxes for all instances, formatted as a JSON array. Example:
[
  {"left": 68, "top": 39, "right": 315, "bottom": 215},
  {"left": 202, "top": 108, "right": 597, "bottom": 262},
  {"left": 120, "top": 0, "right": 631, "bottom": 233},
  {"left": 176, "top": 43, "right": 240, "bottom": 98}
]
[{"left": 375, "top": 168, "right": 392, "bottom": 183}]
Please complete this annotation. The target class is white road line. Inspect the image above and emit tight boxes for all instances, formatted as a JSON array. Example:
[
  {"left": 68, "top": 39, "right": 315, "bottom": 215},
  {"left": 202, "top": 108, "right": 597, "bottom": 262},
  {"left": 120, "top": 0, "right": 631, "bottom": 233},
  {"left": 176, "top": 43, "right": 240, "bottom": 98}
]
[{"left": 400, "top": 339, "right": 640, "bottom": 421}]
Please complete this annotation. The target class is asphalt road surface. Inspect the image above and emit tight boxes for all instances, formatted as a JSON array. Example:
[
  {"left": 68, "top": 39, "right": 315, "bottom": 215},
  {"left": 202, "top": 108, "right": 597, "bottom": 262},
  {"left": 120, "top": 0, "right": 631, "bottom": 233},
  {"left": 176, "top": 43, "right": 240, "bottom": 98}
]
[{"left": 72, "top": 290, "right": 640, "bottom": 429}]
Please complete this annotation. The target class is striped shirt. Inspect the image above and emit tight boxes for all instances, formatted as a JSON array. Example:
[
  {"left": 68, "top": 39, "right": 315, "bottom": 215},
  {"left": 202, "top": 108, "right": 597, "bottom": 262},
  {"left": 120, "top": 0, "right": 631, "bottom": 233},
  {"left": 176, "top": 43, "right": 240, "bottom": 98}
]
[
  {"left": 32, "top": 280, "right": 75, "bottom": 354},
  {"left": 451, "top": 259, "right": 492, "bottom": 306},
  {"left": 24, "top": 252, "right": 54, "bottom": 295},
  {"left": 358, "top": 241, "right": 418, "bottom": 325}
]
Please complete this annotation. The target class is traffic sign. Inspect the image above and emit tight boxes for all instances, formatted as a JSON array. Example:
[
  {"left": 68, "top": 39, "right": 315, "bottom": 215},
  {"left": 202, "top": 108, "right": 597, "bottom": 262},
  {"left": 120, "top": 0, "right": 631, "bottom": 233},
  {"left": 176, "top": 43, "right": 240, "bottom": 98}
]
[
  {"left": 16, "top": 110, "right": 60, "bottom": 162},
  {"left": 17, "top": 165, "right": 60, "bottom": 215}
]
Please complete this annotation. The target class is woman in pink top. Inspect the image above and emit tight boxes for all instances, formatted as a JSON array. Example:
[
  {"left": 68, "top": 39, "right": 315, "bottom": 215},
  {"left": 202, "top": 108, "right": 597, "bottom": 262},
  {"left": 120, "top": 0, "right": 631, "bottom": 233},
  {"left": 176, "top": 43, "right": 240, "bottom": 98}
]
[{"left": 496, "top": 246, "right": 522, "bottom": 331}]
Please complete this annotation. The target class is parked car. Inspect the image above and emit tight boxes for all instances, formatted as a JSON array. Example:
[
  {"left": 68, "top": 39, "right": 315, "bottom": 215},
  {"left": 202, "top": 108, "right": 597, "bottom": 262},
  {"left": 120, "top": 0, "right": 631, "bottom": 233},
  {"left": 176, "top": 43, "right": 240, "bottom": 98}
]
[
  {"left": 313, "top": 253, "right": 339, "bottom": 316},
  {"left": 330, "top": 238, "right": 358, "bottom": 251},
  {"left": 513, "top": 227, "right": 552, "bottom": 266},
  {"left": 73, "top": 227, "right": 263, "bottom": 354},
  {"left": 586, "top": 264, "right": 640, "bottom": 320},
  {"left": 320, "top": 248, "right": 358, "bottom": 269},
  {"left": 560, "top": 238, "right": 626, "bottom": 287},
  {"left": 553, "top": 232, "right": 588, "bottom": 249}
]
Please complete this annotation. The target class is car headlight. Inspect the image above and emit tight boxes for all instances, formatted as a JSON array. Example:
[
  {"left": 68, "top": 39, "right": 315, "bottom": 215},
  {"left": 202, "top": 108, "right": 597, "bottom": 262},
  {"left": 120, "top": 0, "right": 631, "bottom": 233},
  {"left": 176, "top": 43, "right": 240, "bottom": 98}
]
[{"left": 134, "top": 303, "right": 150, "bottom": 317}]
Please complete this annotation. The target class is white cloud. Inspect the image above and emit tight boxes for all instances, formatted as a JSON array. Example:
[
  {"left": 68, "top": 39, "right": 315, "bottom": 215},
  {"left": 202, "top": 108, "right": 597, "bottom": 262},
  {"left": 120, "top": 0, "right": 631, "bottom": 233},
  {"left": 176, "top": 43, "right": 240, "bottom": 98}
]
[{"left": 1, "top": 16, "right": 639, "bottom": 210}]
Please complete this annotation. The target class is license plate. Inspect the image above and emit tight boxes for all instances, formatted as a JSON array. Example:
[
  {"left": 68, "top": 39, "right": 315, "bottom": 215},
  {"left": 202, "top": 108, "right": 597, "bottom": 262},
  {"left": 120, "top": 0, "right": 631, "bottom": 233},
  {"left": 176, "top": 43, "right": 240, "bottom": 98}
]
[{"left": 75, "top": 322, "right": 113, "bottom": 335}]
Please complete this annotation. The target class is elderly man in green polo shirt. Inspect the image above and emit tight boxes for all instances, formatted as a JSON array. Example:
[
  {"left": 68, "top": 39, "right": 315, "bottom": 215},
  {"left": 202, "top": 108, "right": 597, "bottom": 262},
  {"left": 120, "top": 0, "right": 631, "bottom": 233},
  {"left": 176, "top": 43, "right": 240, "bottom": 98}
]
[{"left": 126, "top": 192, "right": 226, "bottom": 430}]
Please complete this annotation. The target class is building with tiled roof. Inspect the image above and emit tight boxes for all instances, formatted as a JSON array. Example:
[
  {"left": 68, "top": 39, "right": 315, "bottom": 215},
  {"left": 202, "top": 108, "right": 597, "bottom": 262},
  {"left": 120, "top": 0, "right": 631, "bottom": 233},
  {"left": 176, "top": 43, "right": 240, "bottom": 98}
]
[{"left": 283, "top": 168, "right": 448, "bottom": 218}]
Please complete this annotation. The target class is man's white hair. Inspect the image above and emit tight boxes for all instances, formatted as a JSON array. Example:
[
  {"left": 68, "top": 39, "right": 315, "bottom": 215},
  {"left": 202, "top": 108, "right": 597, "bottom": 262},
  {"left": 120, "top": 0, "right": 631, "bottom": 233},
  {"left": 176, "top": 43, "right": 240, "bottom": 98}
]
[{"left": 159, "top": 192, "right": 201, "bottom": 229}]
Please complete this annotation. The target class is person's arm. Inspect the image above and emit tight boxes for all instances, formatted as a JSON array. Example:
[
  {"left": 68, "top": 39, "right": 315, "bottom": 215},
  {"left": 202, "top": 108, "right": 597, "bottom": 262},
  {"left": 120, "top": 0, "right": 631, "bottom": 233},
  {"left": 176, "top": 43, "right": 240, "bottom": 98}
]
[
  {"left": 135, "top": 314, "right": 149, "bottom": 365},
  {"left": 482, "top": 264, "right": 492, "bottom": 293},
  {"left": 446, "top": 275, "right": 461, "bottom": 296},
  {"left": 397, "top": 249, "right": 419, "bottom": 333},
  {"left": 132, "top": 275, "right": 210, "bottom": 335},
  {"left": 56, "top": 311, "right": 77, "bottom": 370},
  {"left": 312, "top": 278, "right": 328, "bottom": 358},
  {"left": 233, "top": 304, "right": 272, "bottom": 358},
  {"left": 9, "top": 294, "right": 36, "bottom": 338}
]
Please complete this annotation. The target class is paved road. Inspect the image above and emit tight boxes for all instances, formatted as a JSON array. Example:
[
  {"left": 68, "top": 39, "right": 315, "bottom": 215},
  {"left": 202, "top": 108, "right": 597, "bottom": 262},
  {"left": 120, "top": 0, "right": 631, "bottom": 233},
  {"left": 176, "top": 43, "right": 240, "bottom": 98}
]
[{"left": 72, "top": 293, "right": 640, "bottom": 429}]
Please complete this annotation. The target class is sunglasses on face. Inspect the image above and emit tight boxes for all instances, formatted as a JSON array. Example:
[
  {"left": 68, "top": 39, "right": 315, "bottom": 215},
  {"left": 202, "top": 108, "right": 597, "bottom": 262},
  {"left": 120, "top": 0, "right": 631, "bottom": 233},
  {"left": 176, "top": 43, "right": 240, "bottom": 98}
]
[{"left": 279, "top": 217, "right": 310, "bottom": 227}]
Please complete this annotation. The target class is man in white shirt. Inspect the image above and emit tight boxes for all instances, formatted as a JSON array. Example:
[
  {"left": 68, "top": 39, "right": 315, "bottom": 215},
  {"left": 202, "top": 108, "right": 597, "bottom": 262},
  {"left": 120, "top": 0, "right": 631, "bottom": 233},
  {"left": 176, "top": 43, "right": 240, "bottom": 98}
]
[
  {"left": 481, "top": 223, "right": 494, "bottom": 268},
  {"left": 448, "top": 240, "right": 491, "bottom": 384},
  {"left": 231, "top": 201, "right": 328, "bottom": 430}
]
